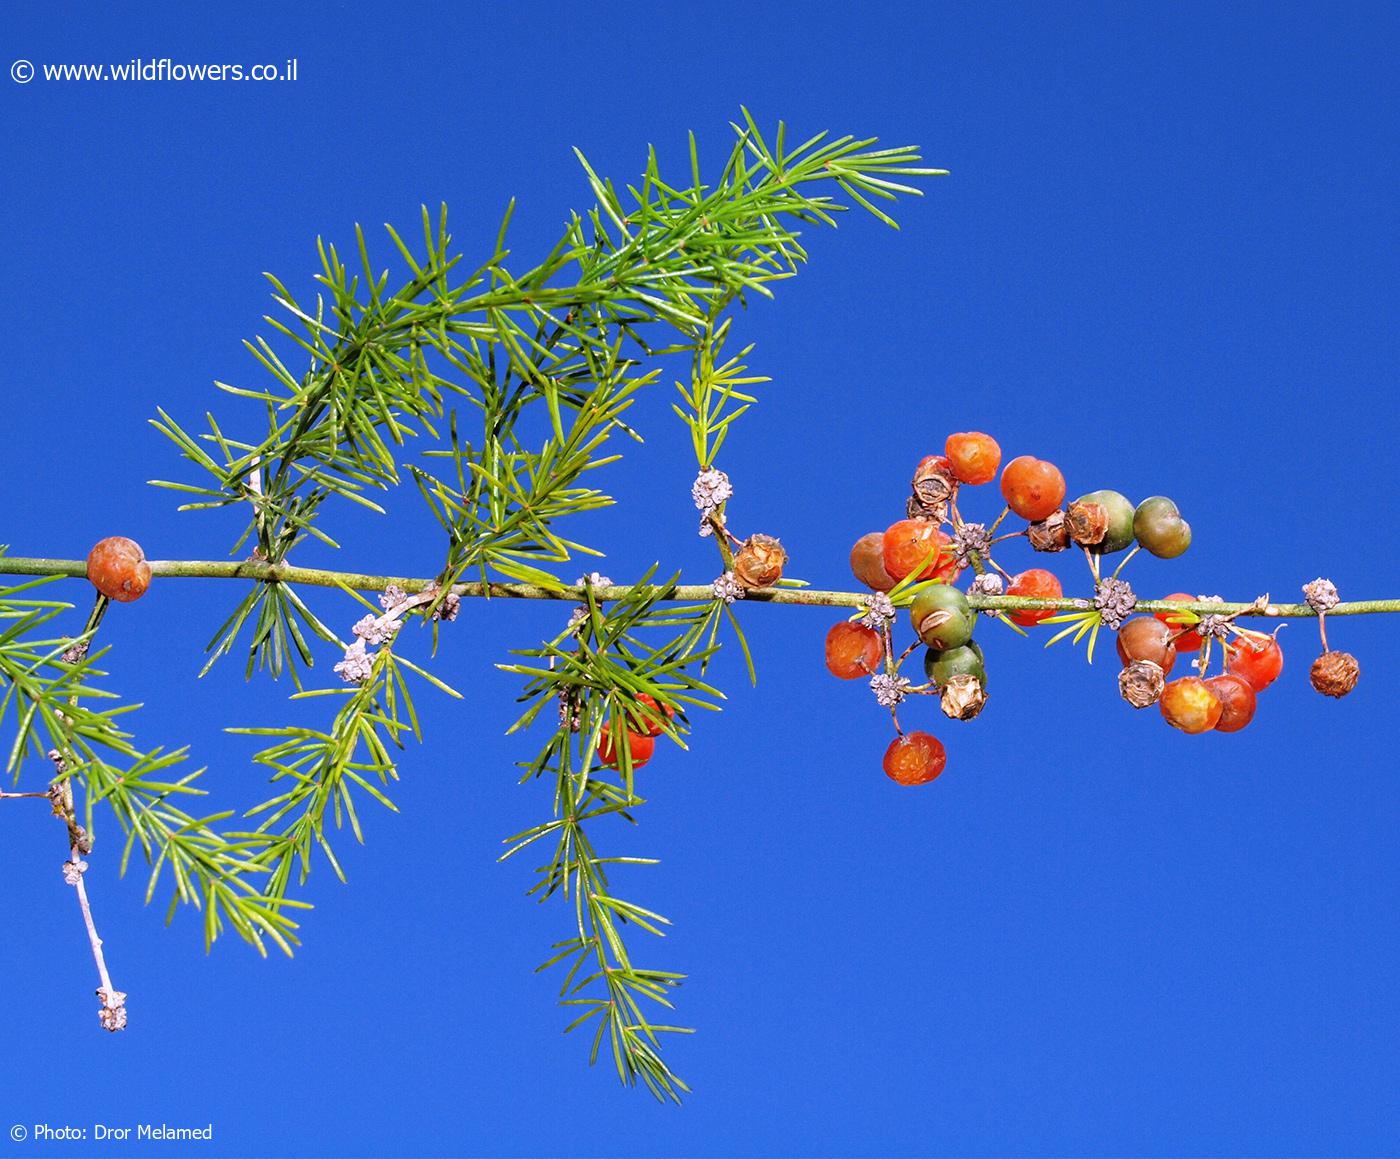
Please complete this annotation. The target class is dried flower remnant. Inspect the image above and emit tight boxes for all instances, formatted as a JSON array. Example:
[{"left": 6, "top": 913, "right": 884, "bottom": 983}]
[
  {"left": 334, "top": 640, "right": 376, "bottom": 684},
  {"left": 711, "top": 572, "right": 745, "bottom": 605},
  {"left": 951, "top": 522, "right": 992, "bottom": 569},
  {"left": 859, "top": 592, "right": 896, "bottom": 632},
  {"left": 692, "top": 468, "right": 733, "bottom": 514},
  {"left": 869, "top": 672, "right": 912, "bottom": 708},
  {"left": 967, "top": 571, "right": 1005, "bottom": 617},
  {"left": 1303, "top": 578, "right": 1340, "bottom": 614},
  {"left": 1093, "top": 577, "right": 1137, "bottom": 630},
  {"left": 352, "top": 614, "right": 401, "bottom": 647}
]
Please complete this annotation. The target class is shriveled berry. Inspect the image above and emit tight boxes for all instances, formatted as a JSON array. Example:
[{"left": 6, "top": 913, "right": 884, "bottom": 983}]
[
  {"left": 599, "top": 724, "right": 655, "bottom": 769},
  {"left": 1064, "top": 498, "right": 1110, "bottom": 546},
  {"left": 882, "top": 731, "right": 947, "bottom": 786},
  {"left": 1204, "top": 674, "right": 1257, "bottom": 732},
  {"left": 626, "top": 693, "right": 676, "bottom": 737},
  {"left": 1005, "top": 568, "right": 1062, "bottom": 626},
  {"left": 86, "top": 536, "right": 151, "bottom": 603},
  {"left": 1159, "top": 676, "right": 1223, "bottom": 734},
  {"left": 924, "top": 640, "right": 987, "bottom": 688},
  {"left": 1133, "top": 496, "right": 1192, "bottom": 559},
  {"left": 1072, "top": 490, "right": 1135, "bottom": 553},
  {"left": 1000, "top": 456, "right": 1065, "bottom": 522},
  {"left": 1156, "top": 593, "right": 1203, "bottom": 653},
  {"left": 940, "top": 674, "right": 987, "bottom": 721},
  {"left": 1119, "top": 660, "right": 1166, "bottom": 708},
  {"left": 1027, "top": 512, "right": 1070, "bottom": 553},
  {"left": 1115, "top": 616, "right": 1178, "bottom": 673},
  {"left": 850, "top": 532, "right": 898, "bottom": 592},
  {"left": 909, "top": 584, "right": 974, "bottom": 651},
  {"left": 1226, "top": 631, "right": 1284, "bottom": 692},
  {"left": 733, "top": 534, "right": 786, "bottom": 589},
  {"left": 1310, "top": 650, "right": 1360, "bottom": 698},
  {"left": 882, "top": 520, "right": 961, "bottom": 584},
  {"left": 944, "top": 432, "right": 1002, "bottom": 486},
  {"left": 910, "top": 455, "right": 958, "bottom": 519},
  {"left": 825, "top": 621, "right": 883, "bottom": 680}
]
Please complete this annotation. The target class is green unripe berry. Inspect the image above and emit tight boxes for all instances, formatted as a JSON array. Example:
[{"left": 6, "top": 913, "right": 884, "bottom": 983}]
[
  {"left": 923, "top": 640, "right": 987, "bottom": 688},
  {"left": 1133, "top": 495, "right": 1192, "bottom": 559},
  {"left": 1076, "top": 489, "right": 1136, "bottom": 553},
  {"left": 908, "top": 583, "right": 974, "bottom": 651}
]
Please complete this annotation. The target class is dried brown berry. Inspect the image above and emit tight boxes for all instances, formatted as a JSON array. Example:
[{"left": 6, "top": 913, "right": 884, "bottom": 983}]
[
  {"left": 1026, "top": 511, "right": 1069, "bottom": 553},
  {"left": 86, "top": 537, "right": 151, "bottom": 603},
  {"left": 940, "top": 673, "right": 987, "bottom": 721},
  {"left": 1310, "top": 650, "right": 1359, "bottom": 698},
  {"left": 1119, "top": 659, "right": 1165, "bottom": 709},
  {"left": 1065, "top": 499, "right": 1108, "bottom": 546},
  {"left": 733, "top": 534, "right": 786, "bottom": 589},
  {"left": 909, "top": 455, "right": 957, "bottom": 520}
]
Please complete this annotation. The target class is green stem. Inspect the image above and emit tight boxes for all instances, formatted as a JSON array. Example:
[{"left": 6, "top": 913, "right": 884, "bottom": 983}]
[{"left": 2, "top": 557, "right": 1397, "bottom": 619}]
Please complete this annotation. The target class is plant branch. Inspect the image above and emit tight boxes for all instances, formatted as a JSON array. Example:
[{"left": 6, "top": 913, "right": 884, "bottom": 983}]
[{"left": 1, "top": 558, "right": 1397, "bottom": 619}]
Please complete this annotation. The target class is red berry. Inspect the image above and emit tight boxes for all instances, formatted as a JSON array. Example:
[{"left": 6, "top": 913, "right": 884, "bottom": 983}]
[
  {"left": 881, "top": 520, "right": 962, "bottom": 584},
  {"left": 599, "top": 724, "right": 655, "bottom": 769},
  {"left": 882, "top": 731, "right": 947, "bottom": 786},
  {"left": 1005, "top": 568, "right": 1062, "bottom": 626},
  {"left": 1155, "top": 593, "right": 1203, "bottom": 653},
  {"left": 850, "top": 531, "right": 898, "bottom": 592},
  {"left": 999, "top": 456, "right": 1066, "bottom": 522},
  {"left": 944, "top": 432, "right": 1002, "bottom": 486},
  {"left": 825, "top": 621, "right": 884, "bottom": 679},
  {"left": 86, "top": 536, "right": 151, "bottom": 603},
  {"left": 1159, "top": 676, "right": 1223, "bottom": 734},
  {"left": 1115, "top": 616, "right": 1178, "bottom": 673},
  {"left": 1204, "top": 674, "right": 1257, "bottom": 733},
  {"left": 627, "top": 693, "right": 675, "bottom": 738},
  {"left": 1227, "top": 631, "right": 1284, "bottom": 692}
]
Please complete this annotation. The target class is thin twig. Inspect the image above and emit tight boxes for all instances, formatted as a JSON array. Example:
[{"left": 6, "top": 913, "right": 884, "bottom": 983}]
[{"left": 0, "top": 557, "right": 1398, "bottom": 619}]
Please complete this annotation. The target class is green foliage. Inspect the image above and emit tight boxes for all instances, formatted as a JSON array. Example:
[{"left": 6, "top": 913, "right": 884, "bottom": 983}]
[
  {"left": 28, "top": 113, "right": 940, "bottom": 1094},
  {"left": 499, "top": 574, "right": 725, "bottom": 1100},
  {"left": 0, "top": 569, "right": 301, "bottom": 953}
]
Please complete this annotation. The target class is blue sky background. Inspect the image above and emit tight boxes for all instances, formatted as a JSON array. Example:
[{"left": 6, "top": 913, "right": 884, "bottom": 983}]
[{"left": 2, "top": 3, "right": 1398, "bottom": 1156}]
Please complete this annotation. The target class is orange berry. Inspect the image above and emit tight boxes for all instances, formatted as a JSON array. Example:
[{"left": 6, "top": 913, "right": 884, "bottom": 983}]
[
  {"left": 599, "top": 724, "right": 655, "bottom": 769},
  {"left": 881, "top": 520, "right": 962, "bottom": 584},
  {"left": 1000, "top": 456, "right": 1066, "bottom": 522},
  {"left": 1115, "top": 616, "right": 1178, "bottom": 673},
  {"left": 626, "top": 693, "right": 675, "bottom": 738},
  {"left": 1005, "top": 568, "right": 1062, "bottom": 626},
  {"left": 882, "top": 731, "right": 947, "bottom": 786},
  {"left": 825, "top": 621, "right": 884, "bottom": 680},
  {"left": 1159, "top": 676, "right": 1223, "bottom": 734},
  {"left": 850, "top": 531, "right": 898, "bottom": 592},
  {"left": 1204, "top": 674, "right": 1257, "bottom": 733},
  {"left": 1226, "top": 631, "right": 1284, "bottom": 692},
  {"left": 945, "top": 432, "right": 1002, "bottom": 485},
  {"left": 86, "top": 536, "right": 151, "bottom": 603}
]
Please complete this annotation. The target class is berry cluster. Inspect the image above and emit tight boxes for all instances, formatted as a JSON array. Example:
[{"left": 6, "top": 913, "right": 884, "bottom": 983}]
[{"left": 825, "top": 432, "right": 1361, "bottom": 785}]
